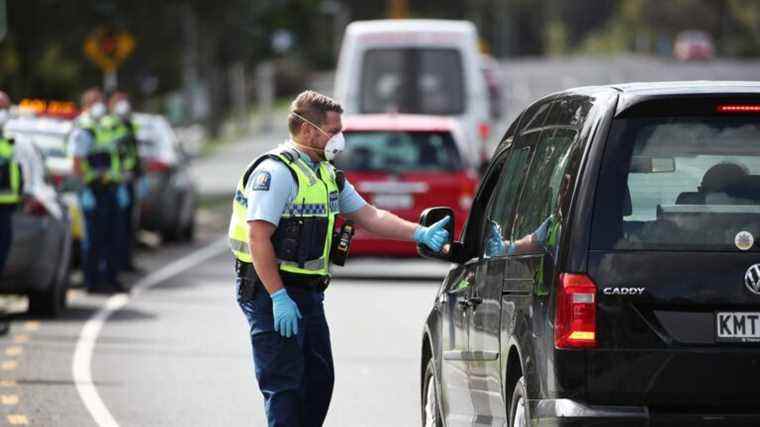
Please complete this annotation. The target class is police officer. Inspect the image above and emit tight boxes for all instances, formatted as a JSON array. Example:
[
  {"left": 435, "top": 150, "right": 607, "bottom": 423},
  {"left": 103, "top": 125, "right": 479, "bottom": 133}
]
[
  {"left": 108, "top": 91, "right": 142, "bottom": 272},
  {"left": 69, "top": 88, "right": 126, "bottom": 293},
  {"left": 0, "top": 91, "right": 19, "bottom": 280},
  {"left": 0, "top": 91, "right": 19, "bottom": 334},
  {"left": 230, "top": 90, "right": 450, "bottom": 427}
]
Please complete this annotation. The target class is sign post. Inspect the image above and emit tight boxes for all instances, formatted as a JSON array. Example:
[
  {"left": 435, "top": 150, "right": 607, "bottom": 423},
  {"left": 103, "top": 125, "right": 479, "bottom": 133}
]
[{"left": 84, "top": 27, "right": 135, "bottom": 92}]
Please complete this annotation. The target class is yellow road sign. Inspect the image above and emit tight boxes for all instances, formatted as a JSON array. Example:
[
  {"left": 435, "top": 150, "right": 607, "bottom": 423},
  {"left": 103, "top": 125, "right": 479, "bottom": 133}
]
[{"left": 84, "top": 27, "right": 135, "bottom": 73}]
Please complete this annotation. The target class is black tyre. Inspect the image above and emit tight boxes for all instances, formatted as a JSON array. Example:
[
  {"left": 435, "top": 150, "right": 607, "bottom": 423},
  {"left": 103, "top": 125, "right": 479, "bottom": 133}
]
[
  {"left": 421, "top": 358, "right": 443, "bottom": 427},
  {"left": 28, "top": 254, "right": 68, "bottom": 318},
  {"left": 509, "top": 376, "right": 529, "bottom": 427}
]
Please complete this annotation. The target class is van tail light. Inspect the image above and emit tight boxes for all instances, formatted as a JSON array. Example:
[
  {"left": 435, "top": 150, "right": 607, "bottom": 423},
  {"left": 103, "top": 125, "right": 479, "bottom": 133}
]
[
  {"left": 555, "top": 273, "right": 597, "bottom": 349},
  {"left": 23, "top": 196, "right": 49, "bottom": 217},
  {"left": 146, "top": 160, "right": 170, "bottom": 173},
  {"left": 478, "top": 121, "right": 490, "bottom": 141}
]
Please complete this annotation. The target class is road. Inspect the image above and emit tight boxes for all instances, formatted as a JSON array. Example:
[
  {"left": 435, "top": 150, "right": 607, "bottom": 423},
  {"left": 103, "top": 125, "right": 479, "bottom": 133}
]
[{"left": 0, "top": 227, "right": 444, "bottom": 426}]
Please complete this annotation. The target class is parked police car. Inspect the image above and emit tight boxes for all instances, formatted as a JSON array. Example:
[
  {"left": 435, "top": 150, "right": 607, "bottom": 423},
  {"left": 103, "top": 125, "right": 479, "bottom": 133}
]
[{"left": 419, "top": 82, "right": 760, "bottom": 426}]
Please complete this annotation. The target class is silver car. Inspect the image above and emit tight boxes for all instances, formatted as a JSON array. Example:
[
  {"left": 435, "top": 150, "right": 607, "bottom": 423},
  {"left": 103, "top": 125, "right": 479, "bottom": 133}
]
[
  {"left": 133, "top": 113, "right": 197, "bottom": 242},
  {"left": 0, "top": 135, "right": 72, "bottom": 317}
]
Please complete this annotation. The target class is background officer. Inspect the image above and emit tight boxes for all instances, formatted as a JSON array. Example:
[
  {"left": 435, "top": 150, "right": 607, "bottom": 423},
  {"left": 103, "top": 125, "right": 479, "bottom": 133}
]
[
  {"left": 230, "top": 90, "right": 449, "bottom": 427},
  {"left": 0, "top": 91, "right": 21, "bottom": 277},
  {"left": 0, "top": 91, "right": 19, "bottom": 335},
  {"left": 69, "top": 88, "right": 125, "bottom": 293},
  {"left": 108, "top": 91, "right": 142, "bottom": 272}
]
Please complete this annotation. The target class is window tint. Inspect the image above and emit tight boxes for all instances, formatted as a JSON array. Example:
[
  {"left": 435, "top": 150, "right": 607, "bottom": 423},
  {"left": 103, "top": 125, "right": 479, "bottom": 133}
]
[
  {"left": 517, "top": 101, "right": 552, "bottom": 134},
  {"left": 482, "top": 147, "right": 532, "bottom": 258},
  {"left": 512, "top": 128, "right": 578, "bottom": 241},
  {"left": 360, "top": 48, "right": 464, "bottom": 115},
  {"left": 592, "top": 116, "right": 760, "bottom": 251},
  {"left": 335, "top": 131, "right": 463, "bottom": 173},
  {"left": 544, "top": 96, "right": 593, "bottom": 128}
]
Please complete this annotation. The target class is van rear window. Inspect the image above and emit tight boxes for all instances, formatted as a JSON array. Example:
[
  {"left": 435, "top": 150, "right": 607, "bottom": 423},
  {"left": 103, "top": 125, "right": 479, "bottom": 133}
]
[
  {"left": 360, "top": 48, "right": 464, "bottom": 115},
  {"left": 592, "top": 116, "right": 760, "bottom": 251}
]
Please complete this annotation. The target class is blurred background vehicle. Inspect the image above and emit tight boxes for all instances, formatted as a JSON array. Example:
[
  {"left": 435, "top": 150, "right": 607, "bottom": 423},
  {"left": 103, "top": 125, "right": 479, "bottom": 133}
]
[
  {"left": 480, "top": 53, "right": 504, "bottom": 122},
  {"left": 4, "top": 103, "right": 85, "bottom": 264},
  {"left": 0, "top": 137, "right": 71, "bottom": 317},
  {"left": 133, "top": 113, "right": 197, "bottom": 242},
  {"left": 334, "top": 114, "right": 477, "bottom": 257},
  {"left": 674, "top": 30, "right": 715, "bottom": 61},
  {"left": 333, "top": 19, "right": 490, "bottom": 168}
]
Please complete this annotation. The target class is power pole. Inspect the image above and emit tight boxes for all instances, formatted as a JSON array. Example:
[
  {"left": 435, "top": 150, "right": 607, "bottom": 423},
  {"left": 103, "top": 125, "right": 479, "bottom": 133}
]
[{"left": 388, "top": 0, "right": 409, "bottom": 19}]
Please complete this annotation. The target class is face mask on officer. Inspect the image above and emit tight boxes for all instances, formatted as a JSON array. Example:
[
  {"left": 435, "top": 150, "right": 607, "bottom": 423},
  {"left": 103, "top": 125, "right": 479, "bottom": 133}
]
[
  {"left": 291, "top": 112, "right": 345, "bottom": 162},
  {"left": 90, "top": 102, "right": 106, "bottom": 120},
  {"left": 114, "top": 100, "right": 131, "bottom": 118}
]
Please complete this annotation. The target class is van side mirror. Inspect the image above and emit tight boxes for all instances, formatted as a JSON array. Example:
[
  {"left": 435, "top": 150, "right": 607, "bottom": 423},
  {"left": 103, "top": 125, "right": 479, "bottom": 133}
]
[{"left": 417, "top": 207, "right": 456, "bottom": 262}]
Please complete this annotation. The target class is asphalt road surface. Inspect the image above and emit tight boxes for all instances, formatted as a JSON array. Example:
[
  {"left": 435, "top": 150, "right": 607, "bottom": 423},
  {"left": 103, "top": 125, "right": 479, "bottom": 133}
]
[{"left": 0, "top": 229, "right": 443, "bottom": 427}]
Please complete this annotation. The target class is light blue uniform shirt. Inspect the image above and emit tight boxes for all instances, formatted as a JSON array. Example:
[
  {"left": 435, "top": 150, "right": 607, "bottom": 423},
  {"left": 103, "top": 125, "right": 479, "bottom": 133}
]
[
  {"left": 245, "top": 142, "right": 367, "bottom": 225},
  {"left": 67, "top": 116, "right": 95, "bottom": 157}
]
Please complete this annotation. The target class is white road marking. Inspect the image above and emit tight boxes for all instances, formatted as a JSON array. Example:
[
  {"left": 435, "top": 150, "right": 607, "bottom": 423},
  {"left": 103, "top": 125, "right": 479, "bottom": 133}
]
[{"left": 71, "top": 239, "right": 228, "bottom": 427}]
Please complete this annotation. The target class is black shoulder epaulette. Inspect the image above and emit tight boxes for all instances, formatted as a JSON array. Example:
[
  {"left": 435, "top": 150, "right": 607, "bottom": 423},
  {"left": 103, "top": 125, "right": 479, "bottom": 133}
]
[
  {"left": 335, "top": 169, "right": 346, "bottom": 192},
  {"left": 278, "top": 147, "right": 300, "bottom": 163}
]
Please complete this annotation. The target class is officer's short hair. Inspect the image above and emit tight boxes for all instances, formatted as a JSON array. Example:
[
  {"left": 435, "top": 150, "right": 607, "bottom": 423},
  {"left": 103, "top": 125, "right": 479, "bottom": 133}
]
[
  {"left": 81, "top": 87, "right": 103, "bottom": 108},
  {"left": 288, "top": 90, "right": 343, "bottom": 135}
]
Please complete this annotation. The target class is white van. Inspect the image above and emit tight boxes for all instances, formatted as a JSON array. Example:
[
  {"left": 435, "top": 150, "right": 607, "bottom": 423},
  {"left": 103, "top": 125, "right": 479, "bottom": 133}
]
[{"left": 334, "top": 19, "right": 490, "bottom": 167}]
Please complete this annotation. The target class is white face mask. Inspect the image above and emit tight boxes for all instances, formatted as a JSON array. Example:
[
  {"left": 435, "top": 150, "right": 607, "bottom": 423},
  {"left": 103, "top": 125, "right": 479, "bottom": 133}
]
[
  {"left": 322, "top": 131, "right": 345, "bottom": 161},
  {"left": 292, "top": 111, "right": 345, "bottom": 161},
  {"left": 114, "top": 100, "right": 131, "bottom": 117},
  {"left": 90, "top": 102, "right": 106, "bottom": 119}
]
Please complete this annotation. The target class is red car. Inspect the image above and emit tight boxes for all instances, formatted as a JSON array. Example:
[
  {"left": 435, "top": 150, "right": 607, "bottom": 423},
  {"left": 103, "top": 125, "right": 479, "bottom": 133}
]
[{"left": 335, "top": 114, "right": 479, "bottom": 256}]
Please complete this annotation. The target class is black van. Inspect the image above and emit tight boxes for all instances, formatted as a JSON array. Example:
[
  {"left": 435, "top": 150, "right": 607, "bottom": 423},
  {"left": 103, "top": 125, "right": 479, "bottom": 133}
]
[{"left": 418, "top": 82, "right": 760, "bottom": 427}]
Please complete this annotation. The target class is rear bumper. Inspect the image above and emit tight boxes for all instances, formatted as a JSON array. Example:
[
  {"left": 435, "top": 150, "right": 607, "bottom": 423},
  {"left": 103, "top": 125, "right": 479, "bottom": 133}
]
[
  {"left": 531, "top": 399, "right": 760, "bottom": 426},
  {"left": 531, "top": 399, "right": 647, "bottom": 427}
]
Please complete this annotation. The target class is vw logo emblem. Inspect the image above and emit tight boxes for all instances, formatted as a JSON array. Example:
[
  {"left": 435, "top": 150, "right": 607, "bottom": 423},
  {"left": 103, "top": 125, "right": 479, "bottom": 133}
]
[{"left": 746, "top": 264, "right": 760, "bottom": 296}]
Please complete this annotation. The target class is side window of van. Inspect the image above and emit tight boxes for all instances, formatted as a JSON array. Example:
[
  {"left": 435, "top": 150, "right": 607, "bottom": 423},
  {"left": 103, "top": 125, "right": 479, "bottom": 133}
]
[
  {"left": 512, "top": 127, "right": 578, "bottom": 244},
  {"left": 481, "top": 146, "right": 532, "bottom": 258}
]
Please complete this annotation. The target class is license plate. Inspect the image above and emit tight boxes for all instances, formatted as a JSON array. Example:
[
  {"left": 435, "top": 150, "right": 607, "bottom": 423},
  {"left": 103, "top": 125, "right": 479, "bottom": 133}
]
[
  {"left": 716, "top": 312, "right": 760, "bottom": 342},
  {"left": 373, "top": 194, "right": 412, "bottom": 210}
]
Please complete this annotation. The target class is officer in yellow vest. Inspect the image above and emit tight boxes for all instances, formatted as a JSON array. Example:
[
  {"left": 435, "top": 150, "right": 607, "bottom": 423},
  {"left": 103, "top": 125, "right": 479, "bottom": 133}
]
[
  {"left": 230, "top": 90, "right": 450, "bottom": 427},
  {"left": 0, "top": 91, "right": 22, "bottom": 277},
  {"left": 69, "top": 88, "right": 126, "bottom": 293},
  {"left": 108, "top": 91, "right": 142, "bottom": 272}
]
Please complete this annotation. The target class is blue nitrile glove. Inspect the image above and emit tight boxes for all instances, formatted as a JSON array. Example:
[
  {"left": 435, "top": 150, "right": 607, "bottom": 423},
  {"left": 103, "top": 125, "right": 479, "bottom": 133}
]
[
  {"left": 532, "top": 215, "right": 553, "bottom": 246},
  {"left": 80, "top": 188, "right": 96, "bottom": 212},
  {"left": 271, "top": 289, "right": 302, "bottom": 338},
  {"left": 414, "top": 216, "right": 451, "bottom": 252},
  {"left": 116, "top": 184, "right": 130, "bottom": 209},
  {"left": 486, "top": 221, "right": 506, "bottom": 257},
  {"left": 137, "top": 176, "right": 150, "bottom": 200}
]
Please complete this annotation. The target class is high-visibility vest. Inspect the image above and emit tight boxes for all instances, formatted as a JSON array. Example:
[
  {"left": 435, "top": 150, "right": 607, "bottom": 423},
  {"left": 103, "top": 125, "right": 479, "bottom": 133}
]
[
  {"left": 0, "top": 138, "right": 21, "bottom": 205},
  {"left": 79, "top": 115, "right": 122, "bottom": 185},
  {"left": 228, "top": 147, "right": 339, "bottom": 277},
  {"left": 114, "top": 117, "right": 139, "bottom": 175}
]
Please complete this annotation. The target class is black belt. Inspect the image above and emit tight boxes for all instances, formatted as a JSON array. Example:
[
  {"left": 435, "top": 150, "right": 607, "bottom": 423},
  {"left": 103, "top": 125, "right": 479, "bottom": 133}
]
[{"left": 234, "top": 259, "right": 330, "bottom": 292}]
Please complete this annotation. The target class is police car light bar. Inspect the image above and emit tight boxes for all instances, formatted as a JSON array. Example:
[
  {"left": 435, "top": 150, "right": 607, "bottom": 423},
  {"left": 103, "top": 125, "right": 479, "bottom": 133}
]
[
  {"left": 18, "top": 99, "right": 79, "bottom": 119},
  {"left": 716, "top": 104, "right": 760, "bottom": 113}
]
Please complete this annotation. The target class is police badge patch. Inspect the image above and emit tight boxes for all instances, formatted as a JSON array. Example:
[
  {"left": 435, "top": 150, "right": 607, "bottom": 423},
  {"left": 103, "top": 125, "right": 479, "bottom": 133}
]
[
  {"left": 252, "top": 171, "right": 271, "bottom": 191},
  {"left": 329, "top": 191, "right": 339, "bottom": 212}
]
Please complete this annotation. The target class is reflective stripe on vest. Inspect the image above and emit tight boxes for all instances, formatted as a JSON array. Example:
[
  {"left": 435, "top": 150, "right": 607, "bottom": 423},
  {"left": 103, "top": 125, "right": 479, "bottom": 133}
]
[
  {"left": 0, "top": 139, "right": 21, "bottom": 204},
  {"left": 80, "top": 116, "right": 122, "bottom": 184},
  {"left": 228, "top": 149, "right": 339, "bottom": 277}
]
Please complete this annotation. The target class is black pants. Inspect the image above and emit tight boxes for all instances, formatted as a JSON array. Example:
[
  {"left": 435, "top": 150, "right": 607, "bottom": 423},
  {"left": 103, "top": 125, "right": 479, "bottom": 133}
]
[{"left": 236, "top": 276, "right": 334, "bottom": 427}]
